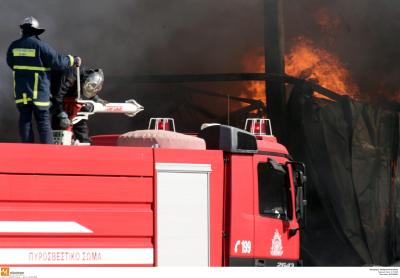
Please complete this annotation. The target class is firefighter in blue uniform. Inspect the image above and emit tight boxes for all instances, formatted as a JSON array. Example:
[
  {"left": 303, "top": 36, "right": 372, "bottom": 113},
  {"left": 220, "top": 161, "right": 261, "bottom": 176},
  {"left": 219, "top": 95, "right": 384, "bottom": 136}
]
[{"left": 6, "top": 16, "right": 81, "bottom": 144}]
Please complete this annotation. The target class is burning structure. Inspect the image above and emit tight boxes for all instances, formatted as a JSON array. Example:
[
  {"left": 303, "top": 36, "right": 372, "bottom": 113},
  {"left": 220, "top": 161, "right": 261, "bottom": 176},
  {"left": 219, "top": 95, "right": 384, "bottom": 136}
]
[
  {"left": 0, "top": 0, "right": 399, "bottom": 266},
  {"left": 247, "top": 1, "right": 400, "bottom": 266}
]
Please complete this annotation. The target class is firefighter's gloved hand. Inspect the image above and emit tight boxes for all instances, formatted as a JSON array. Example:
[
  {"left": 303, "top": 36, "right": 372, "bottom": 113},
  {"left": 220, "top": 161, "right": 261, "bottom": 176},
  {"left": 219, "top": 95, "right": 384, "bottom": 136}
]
[
  {"left": 58, "top": 112, "right": 71, "bottom": 129},
  {"left": 73, "top": 56, "right": 82, "bottom": 67}
]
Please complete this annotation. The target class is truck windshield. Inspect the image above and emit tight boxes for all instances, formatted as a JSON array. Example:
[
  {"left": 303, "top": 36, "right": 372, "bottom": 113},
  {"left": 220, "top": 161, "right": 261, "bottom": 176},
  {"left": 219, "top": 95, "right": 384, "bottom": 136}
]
[{"left": 257, "top": 161, "right": 293, "bottom": 220}]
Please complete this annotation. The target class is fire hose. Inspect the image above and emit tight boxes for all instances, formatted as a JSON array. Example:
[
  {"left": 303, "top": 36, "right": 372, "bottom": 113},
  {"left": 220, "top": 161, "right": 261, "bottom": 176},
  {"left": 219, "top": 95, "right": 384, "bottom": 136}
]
[{"left": 72, "top": 99, "right": 144, "bottom": 125}]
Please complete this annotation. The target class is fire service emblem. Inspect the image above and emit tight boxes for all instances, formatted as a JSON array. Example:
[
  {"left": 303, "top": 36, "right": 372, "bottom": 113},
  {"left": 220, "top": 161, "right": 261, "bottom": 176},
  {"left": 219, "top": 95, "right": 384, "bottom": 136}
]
[{"left": 270, "top": 229, "right": 283, "bottom": 256}]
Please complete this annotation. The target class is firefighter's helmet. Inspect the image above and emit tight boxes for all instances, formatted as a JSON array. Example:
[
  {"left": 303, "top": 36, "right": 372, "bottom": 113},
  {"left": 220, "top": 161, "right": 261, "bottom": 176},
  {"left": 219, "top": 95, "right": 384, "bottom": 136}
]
[
  {"left": 20, "top": 16, "right": 45, "bottom": 35},
  {"left": 82, "top": 69, "right": 104, "bottom": 99}
]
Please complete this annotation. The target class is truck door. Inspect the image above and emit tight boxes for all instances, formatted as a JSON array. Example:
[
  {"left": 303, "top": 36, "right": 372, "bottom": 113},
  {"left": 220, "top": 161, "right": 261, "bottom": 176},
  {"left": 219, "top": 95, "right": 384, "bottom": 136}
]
[
  {"left": 252, "top": 155, "right": 300, "bottom": 266},
  {"left": 227, "top": 154, "right": 255, "bottom": 266}
]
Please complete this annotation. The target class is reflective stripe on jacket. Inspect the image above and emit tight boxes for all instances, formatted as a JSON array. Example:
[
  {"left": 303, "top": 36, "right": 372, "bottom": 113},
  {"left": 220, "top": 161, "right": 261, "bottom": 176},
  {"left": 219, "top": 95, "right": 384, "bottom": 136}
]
[{"left": 7, "top": 35, "right": 74, "bottom": 108}]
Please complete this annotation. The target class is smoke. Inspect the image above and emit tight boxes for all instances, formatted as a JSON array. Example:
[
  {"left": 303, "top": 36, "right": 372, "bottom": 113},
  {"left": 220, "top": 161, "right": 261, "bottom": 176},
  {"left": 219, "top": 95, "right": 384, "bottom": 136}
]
[
  {"left": 0, "top": 0, "right": 399, "bottom": 141},
  {"left": 0, "top": 0, "right": 264, "bottom": 141}
]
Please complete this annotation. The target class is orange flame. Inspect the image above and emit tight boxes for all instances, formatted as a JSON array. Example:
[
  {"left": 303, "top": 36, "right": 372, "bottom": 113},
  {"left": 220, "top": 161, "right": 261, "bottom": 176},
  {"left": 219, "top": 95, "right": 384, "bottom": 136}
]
[
  {"left": 285, "top": 37, "right": 359, "bottom": 98},
  {"left": 241, "top": 37, "right": 360, "bottom": 102}
]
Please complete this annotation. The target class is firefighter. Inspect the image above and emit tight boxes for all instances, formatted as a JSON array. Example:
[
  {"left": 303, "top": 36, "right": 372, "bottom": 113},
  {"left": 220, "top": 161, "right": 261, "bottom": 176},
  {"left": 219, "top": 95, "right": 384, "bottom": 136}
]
[
  {"left": 51, "top": 67, "right": 107, "bottom": 143},
  {"left": 6, "top": 16, "right": 81, "bottom": 144}
]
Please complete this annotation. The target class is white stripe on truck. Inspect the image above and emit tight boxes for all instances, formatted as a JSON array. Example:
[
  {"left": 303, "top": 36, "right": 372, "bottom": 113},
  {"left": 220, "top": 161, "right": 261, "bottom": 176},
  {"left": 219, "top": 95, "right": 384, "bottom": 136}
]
[{"left": 0, "top": 221, "right": 93, "bottom": 233}]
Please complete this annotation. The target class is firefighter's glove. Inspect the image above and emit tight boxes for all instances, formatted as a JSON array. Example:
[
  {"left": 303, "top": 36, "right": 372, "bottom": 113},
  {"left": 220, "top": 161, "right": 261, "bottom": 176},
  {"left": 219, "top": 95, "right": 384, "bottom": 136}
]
[
  {"left": 58, "top": 112, "right": 71, "bottom": 130},
  {"left": 73, "top": 56, "right": 82, "bottom": 67}
]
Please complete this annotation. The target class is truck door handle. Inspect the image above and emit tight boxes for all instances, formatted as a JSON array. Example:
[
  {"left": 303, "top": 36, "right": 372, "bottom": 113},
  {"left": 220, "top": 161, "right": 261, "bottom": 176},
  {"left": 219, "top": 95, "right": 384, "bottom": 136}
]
[
  {"left": 255, "top": 259, "right": 266, "bottom": 266},
  {"left": 288, "top": 228, "right": 299, "bottom": 238}
]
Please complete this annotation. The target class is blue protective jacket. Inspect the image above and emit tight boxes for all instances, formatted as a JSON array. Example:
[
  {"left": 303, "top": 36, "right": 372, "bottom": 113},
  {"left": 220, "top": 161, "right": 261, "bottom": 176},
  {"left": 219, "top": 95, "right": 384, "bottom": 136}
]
[{"left": 6, "top": 34, "right": 74, "bottom": 109}]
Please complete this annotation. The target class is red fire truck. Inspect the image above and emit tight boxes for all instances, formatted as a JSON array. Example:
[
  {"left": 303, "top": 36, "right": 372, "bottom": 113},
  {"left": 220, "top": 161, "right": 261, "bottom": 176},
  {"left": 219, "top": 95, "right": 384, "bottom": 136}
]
[{"left": 0, "top": 118, "right": 306, "bottom": 267}]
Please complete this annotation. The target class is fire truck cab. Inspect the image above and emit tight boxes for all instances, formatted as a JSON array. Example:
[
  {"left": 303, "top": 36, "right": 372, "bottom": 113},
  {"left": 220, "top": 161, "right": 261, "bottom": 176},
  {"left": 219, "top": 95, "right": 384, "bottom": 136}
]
[
  {"left": 0, "top": 119, "right": 306, "bottom": 267},
  {"left": 199, "top": 121, "right": 306, "bottom": 266}
]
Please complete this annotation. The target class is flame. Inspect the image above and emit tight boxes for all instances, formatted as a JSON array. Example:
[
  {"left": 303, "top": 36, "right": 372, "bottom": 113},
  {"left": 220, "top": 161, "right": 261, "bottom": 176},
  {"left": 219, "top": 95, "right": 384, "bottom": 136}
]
[
  {"left": 241, "top": 37, "right": 360, "bottom": 101},
  {"left": 285, "top": 37, "right": 359, "bottom": 99}
]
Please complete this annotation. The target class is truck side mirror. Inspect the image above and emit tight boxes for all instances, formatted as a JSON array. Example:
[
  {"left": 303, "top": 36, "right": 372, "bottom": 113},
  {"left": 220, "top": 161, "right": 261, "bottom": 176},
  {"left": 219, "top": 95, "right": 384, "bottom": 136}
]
[
  {"left": 286, "top": 161, "right": 307, "bottom": 233},
  {"left": 294, "top": 168, "right": 307, "bottom": 229}
]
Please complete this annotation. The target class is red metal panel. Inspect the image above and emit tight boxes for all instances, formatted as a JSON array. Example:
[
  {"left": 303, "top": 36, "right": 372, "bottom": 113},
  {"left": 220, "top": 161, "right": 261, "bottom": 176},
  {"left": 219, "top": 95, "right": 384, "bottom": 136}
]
[
  {"left": 0, "top": 202, "right": 153, "bottom": 237},
  {"left": 209, "top": 154, "right": 224, "bottom": 267},
  {"left": 0, "top": 143, "right": 156, "bottom": 267},
  {"left": 154, "top": 149, "right": 224, "bottom": 266},
  {"left": 154, "top": 148, "right": 222, "bottom": 165},
  {"left": 90, "top": 134, "right": 120, "bottom": 146},
  {"left": 228, "top": 154, "right": 255, "bottom": 259},
  {"left": 256, "top": 137, "right": 289, "bottom": 155},
  {"left": 153, "top": 164, "right": 159, "bottom": 267},
  {"left": 0, "top": 175, "right": 153, "bottom": 203},
  {"left": 0, "top": 143, "right": 153, "bottom": 176}
]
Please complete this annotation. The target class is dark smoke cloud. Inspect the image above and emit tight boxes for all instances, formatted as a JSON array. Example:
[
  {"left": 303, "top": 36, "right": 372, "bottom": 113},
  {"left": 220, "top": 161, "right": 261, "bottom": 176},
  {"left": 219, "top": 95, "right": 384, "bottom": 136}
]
[
  {"left": 0, "top": 0, "right": 399, "bottom": 141},
  {"left": 0, "top": 0, "right": 264, "bottom": 141}
]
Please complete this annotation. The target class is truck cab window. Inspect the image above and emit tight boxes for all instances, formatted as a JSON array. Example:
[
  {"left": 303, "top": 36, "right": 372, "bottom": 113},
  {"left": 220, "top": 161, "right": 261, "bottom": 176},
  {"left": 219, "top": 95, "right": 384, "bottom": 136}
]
[{"left": 258, "top": 161, "right": 293, "bottom": 220}]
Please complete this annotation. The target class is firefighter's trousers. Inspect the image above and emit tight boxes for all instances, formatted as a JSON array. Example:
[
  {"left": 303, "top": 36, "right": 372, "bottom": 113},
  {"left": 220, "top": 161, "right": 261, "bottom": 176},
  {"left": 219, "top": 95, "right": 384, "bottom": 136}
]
[{"left": 18, "top": 105, "right": 53, "bottom": 144}]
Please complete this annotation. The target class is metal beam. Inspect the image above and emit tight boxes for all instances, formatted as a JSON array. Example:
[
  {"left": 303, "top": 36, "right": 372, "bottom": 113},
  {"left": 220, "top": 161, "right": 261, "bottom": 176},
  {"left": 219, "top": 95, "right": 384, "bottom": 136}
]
[{"left": 264, "top": 0, "right": 286, "bottom": 141}]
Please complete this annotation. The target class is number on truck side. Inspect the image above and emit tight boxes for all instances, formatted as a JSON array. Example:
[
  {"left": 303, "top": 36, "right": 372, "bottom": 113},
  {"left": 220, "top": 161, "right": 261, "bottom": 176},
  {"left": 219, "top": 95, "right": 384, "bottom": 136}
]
[{"left": 234, "top": 240, "right": 252, "bottom": 254}]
